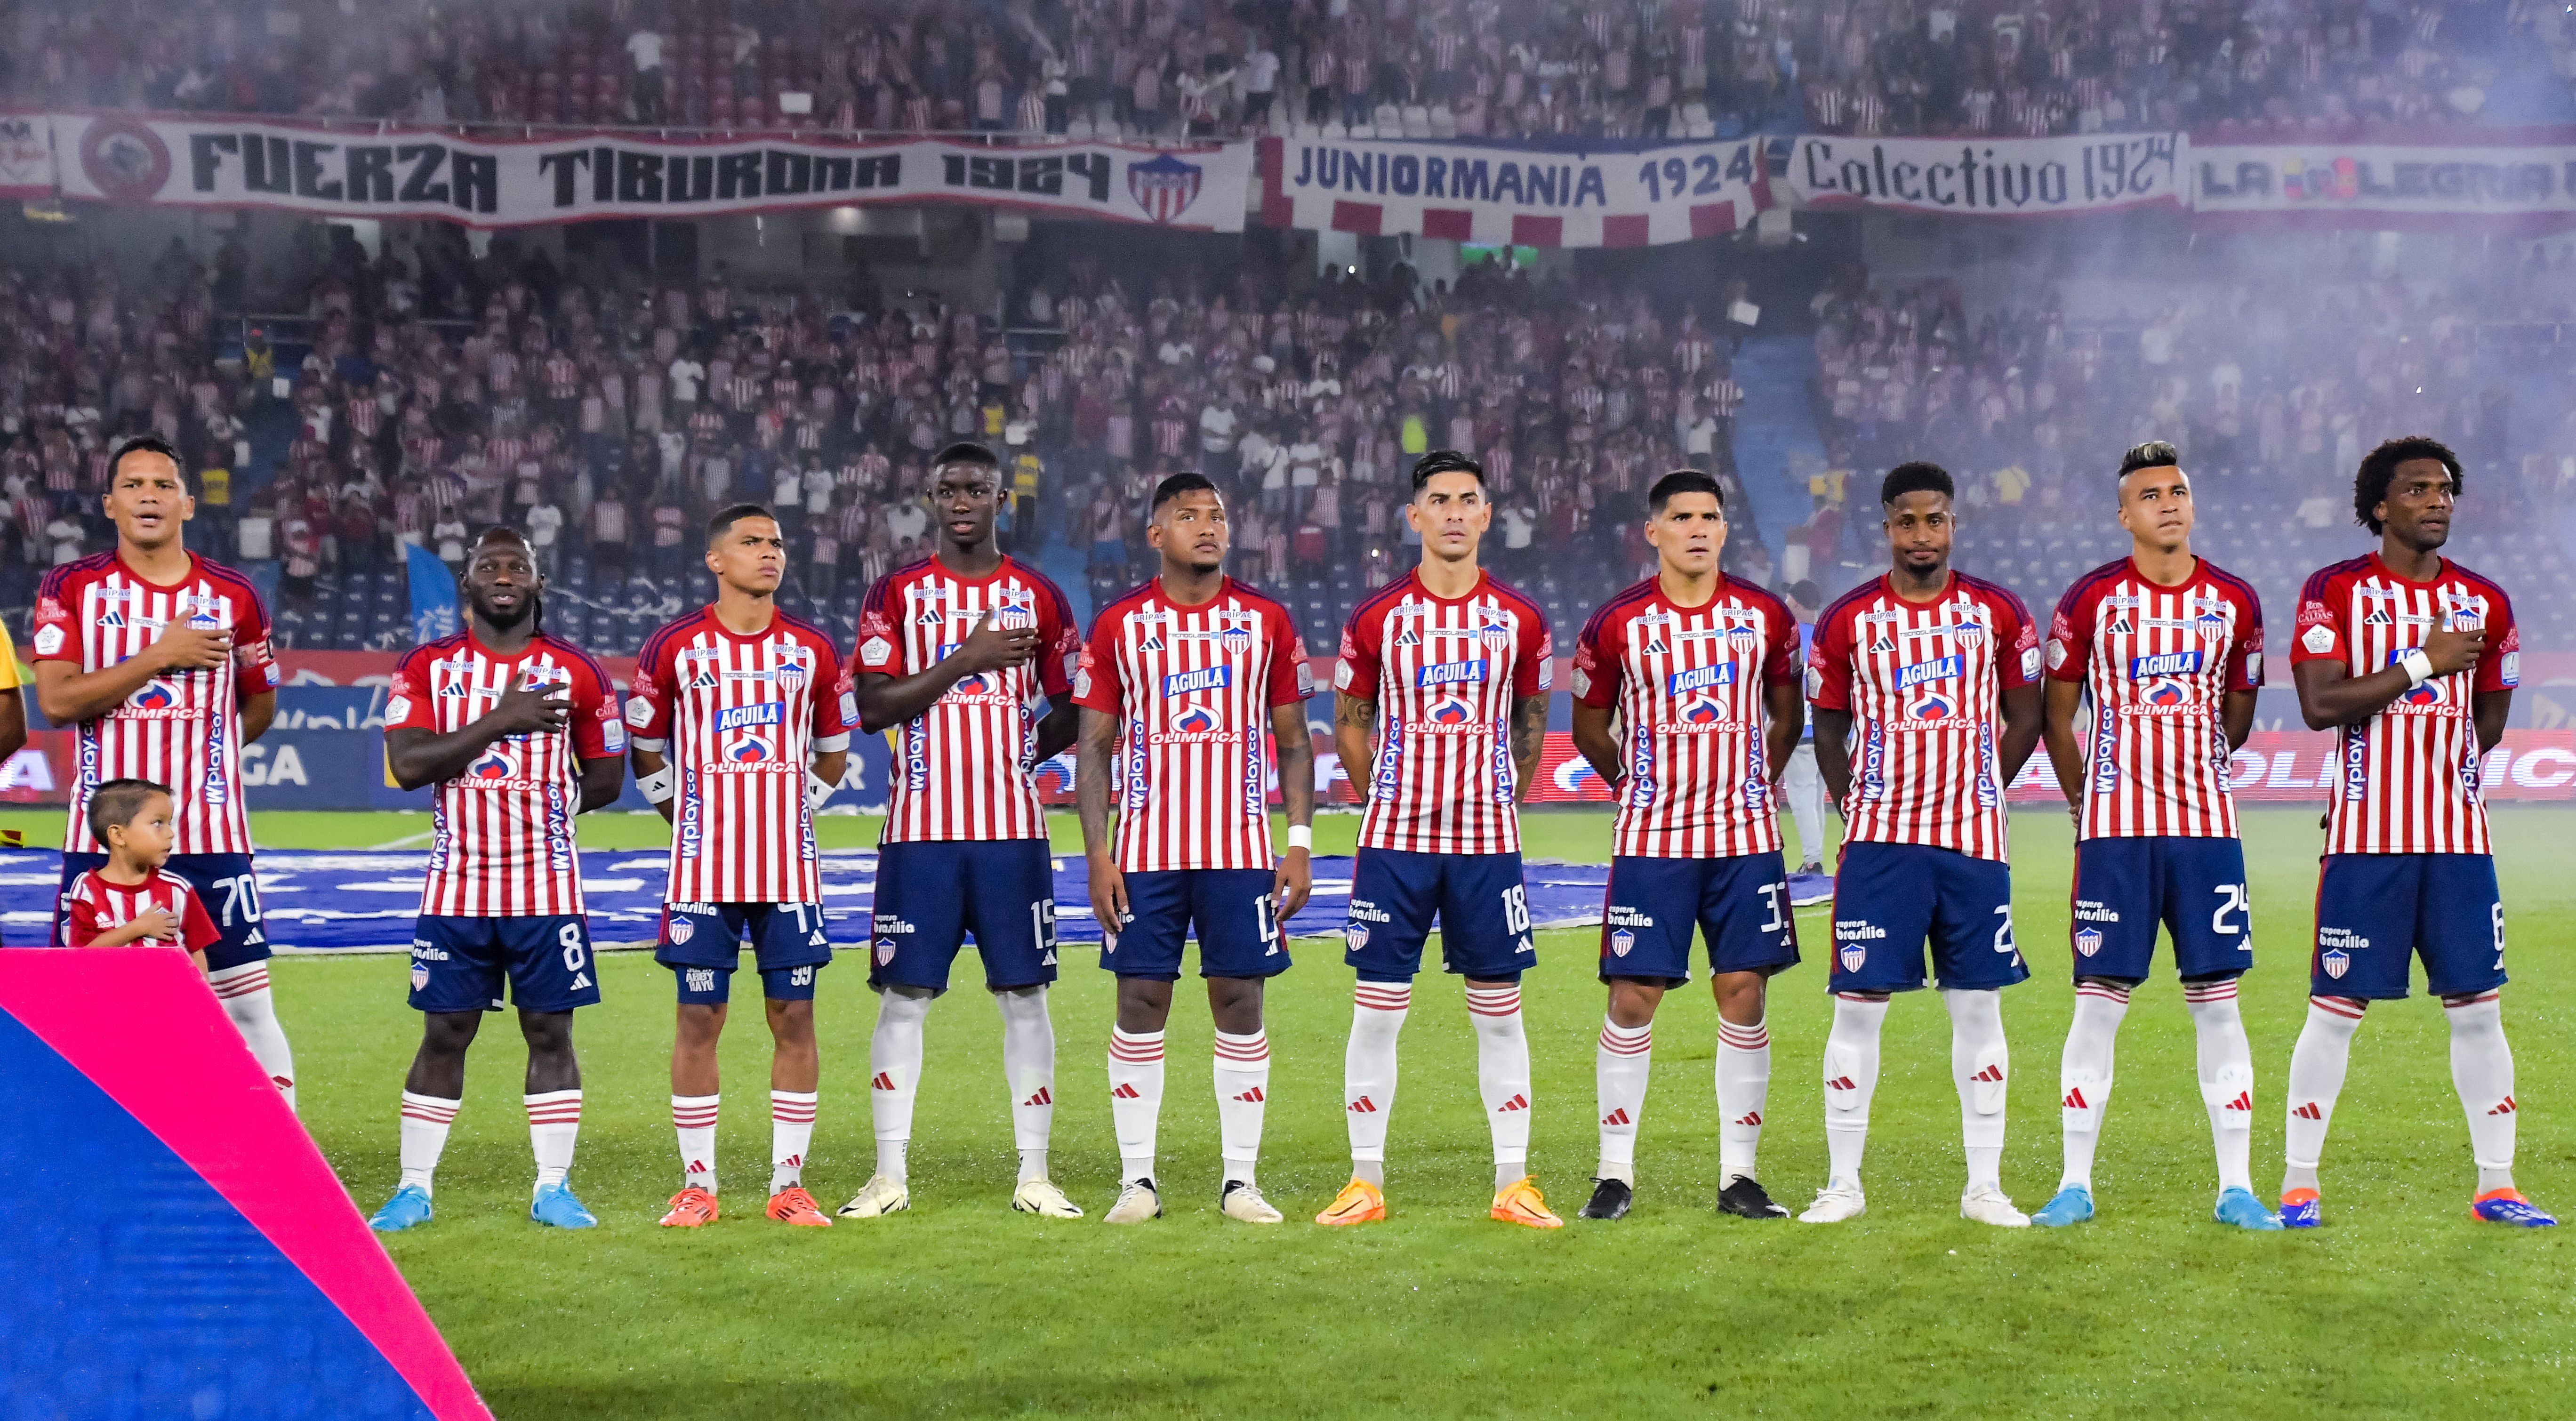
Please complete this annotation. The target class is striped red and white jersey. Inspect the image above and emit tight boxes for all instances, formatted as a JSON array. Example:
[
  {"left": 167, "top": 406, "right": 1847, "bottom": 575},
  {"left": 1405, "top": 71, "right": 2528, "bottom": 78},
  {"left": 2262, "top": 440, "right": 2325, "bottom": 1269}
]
[
  {"left": 1572, "top": 576, "right": 1800, "bottom": 859},
  {"left": 628, "top": 609, "right": 853, "bottom": 904},
  {"left": 62, "top": 867, "right": 221, "bottom": 952},
  {"left": 388, "top": 631, "right": 624, "bottom": 916},
  {"left": 854, "top": 555, "right": 1079, "bottom": 845},
  {"left": 2291, "top": 553, "right": 2517, "bottom": 855},
  {"left": 32, "top": 553, "right": 280, "bottom": 855},
  {"left": 1336, "top": 569, "right": 1551, "bottom": 856},
  {"left": 1074, "top": 578, "right": 1313, "bottom": 873},
  {"left": 2047, "top": 557, "right": 2263, "bottom": 840},
  {"left": 1810, "top": 571, "right": 2040, "bottom": 862}
]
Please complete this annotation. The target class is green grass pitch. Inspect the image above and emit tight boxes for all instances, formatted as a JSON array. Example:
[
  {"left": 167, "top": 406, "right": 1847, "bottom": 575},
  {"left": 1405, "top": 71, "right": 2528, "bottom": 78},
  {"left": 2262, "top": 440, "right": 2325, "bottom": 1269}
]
[{"left": 17, "top": 807, "right": 2573, "bottom": 1418}]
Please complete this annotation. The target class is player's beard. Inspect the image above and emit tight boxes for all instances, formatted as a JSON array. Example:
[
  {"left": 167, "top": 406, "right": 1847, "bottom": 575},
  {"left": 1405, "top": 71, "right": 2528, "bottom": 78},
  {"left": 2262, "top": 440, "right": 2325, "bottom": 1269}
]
[{"left": 475, "top": 596, "right": 537, "bottom": 636}]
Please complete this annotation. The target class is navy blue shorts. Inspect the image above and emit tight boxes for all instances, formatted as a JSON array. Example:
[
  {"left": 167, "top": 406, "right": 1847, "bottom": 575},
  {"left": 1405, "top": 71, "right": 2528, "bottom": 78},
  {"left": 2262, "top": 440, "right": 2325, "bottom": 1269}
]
[
  {"left": 59, "top": 851, "right": 266, "bottom": 971},
  {"left": 2311, "top": 853, "right": 2506, "bottom": 1000},
  {"left": 1105, "top": 868, "right": 1292, "bottom": 980},
  {"left": 1828, "top": 842, "right": 2028, "bottom": 994},
  {"left": 409, "top": 914, "right": 601, "bottom": 1014},
  {"left": 868, "top": 839, "right": 1059, "bottom": 992},
  {"left": 656, "top": 901, "right": 832, "bottom": 1003},
  {"left": 1600, "top": 850, "right": 1801, "bottom": 985},
  {"left": 1344, "top": 848, "right": 1537, "bottom": 982},
  {"left": 2069, "top": 836, "right": 2252, "bottom": 984}
]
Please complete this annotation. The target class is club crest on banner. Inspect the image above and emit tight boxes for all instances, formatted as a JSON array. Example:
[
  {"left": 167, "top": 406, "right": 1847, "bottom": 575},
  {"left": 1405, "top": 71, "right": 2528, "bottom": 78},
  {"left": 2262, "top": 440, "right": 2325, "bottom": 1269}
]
[{"left": 1129, "top": 153, "right": 1205, "bottom": 223}]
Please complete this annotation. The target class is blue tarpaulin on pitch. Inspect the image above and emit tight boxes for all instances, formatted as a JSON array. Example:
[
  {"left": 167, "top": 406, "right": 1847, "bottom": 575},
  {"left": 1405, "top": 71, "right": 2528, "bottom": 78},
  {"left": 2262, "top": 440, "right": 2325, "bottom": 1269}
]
[{"left": 0, "top": 850, "right": 1618, "bottom": 952}]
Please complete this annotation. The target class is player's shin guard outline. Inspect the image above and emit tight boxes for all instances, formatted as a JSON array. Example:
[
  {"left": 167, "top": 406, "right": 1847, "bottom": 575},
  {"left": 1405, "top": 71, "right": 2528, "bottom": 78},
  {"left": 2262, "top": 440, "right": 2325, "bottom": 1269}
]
[
  {"left": 1345, "top": 982, "right": 1410, "bottom": 1172},
  {"left": 2444, "top": 990, "right": 2516, "bottom": 1189},
  {"left": 2184, "top": 978, "right": 2255, "bottom": 1195},
  {"left": 1822, "top": 993, "right": 1888, "bottom": 1185},
  {"left": 1715, "top": 1016, "right": 1769, "bottom": 1185},
  {"left": 2058, "top": 981, "right": 2128, "bottom": 1191}
]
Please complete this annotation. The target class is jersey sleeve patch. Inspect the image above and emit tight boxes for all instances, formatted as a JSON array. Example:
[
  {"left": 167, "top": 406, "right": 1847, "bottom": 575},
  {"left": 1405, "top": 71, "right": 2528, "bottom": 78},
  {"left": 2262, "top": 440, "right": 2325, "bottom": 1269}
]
[
  {"left": 625, "top": 694, "right": 655, "bottom": 728},
  {"left": 2301, "top": 623, "right": 2336, "bottom": 654},
  {"left": 32, "top": 623, "right": 62, "bottom": 656}
]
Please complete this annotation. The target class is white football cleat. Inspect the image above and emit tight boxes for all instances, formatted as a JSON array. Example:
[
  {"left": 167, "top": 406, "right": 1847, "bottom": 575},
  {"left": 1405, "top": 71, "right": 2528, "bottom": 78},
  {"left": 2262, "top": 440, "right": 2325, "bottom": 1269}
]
[
  {"left": 1011, "top": 1178, "right": 1085, "bottom": 1218},
  {"left": 1102, "top": 1179, "right": 1163, "bottom": 1224},
  {"left": 1220, "top": 1180, "right": 1283, "bottom": 1223},
  {"left": 1799, "top": 1182, "right": 1867, "bottom": 1223},
  {"left": 835, "top": 1174, "right": 910, "bottom": 1219},
  {"left": 1960, "top": 1186, "right": 2030, "bottom": 1228}
]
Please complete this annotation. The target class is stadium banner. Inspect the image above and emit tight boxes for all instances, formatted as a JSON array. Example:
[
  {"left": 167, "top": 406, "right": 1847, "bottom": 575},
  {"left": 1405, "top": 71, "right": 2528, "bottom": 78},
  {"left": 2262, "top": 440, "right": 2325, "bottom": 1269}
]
[
  {"left": 0, "top": 111, "right": 52, "bottom": 199},
  {"left": 2190, "top": 133, "right": 2576, "bottom": 226},
  {"left": 45, "top": 113, "right": 1253, "bottom": 232},
  {"left": 1257, "top": 134, "right": 1764, "bottom": 247},
  {"left": 1783, "top": 132, "right": 2188, "bottom": 217}
]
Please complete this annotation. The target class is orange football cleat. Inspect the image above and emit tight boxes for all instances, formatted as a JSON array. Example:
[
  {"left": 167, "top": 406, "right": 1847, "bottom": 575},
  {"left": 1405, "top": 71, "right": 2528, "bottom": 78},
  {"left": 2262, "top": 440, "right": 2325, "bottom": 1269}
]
[
  {"left": 766, "top": 1186, "right": 833, "bottom": 1227},
  {"left": 658, "top": 1186, "right": 720, "bottom": 1228},
  {"left": 1315, "top": 1178, "right": 1387, "bottom": 1226},
  {"left": 1490, "top": 1176, "right": 1564, "bottom": 1229}
]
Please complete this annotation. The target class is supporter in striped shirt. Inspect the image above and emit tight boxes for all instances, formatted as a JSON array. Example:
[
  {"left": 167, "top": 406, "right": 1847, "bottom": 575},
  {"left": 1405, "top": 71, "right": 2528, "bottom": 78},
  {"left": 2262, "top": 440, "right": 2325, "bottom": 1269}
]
[
  {"left": 839, "top": 442, "right": 1086, "bottom": 1223},
  {"left": 368, "top": 529, "right": 627, "bottom": 1236},
  {"left": 1567, "top": 469, "right": 1803, "bottom": 1223},
  {"left": 1073, "top": 471, "right": 1316, "bottom": 1226},
  {"left": 2276, "top": 436, "right": 2552, "bottom": 1229},
  {"left": 2030, "top": 441, "right": 2273, "bottom": 1233},
  {"left": 1802, "top": 461, "right": 2044, "bottom": 1228}
]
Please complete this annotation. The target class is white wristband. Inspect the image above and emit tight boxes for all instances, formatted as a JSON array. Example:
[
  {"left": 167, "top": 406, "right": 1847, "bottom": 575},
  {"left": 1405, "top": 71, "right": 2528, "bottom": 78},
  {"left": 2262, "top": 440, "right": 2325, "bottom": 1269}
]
[
  {"left": 1286, "top": 825, "right": 1312, "bottom": 851},
  {"left": 2399, "top": 647, "right": 2433, "bottom": 690},
  {"left": 806, "top": 769, "right": 843, "bottom": 812},
  {"left": 637, "top": 765, "right": 675, "bottom": 805}
]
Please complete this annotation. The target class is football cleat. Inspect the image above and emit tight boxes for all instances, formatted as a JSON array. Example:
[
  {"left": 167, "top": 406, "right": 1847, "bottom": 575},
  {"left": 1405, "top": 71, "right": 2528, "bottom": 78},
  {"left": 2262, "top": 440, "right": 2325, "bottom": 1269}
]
[
  {"left": 1220, "top": 1180, "right": 1283, "bottom": 1224},
  {"left": 529, "top": 1182, "right": 597, "bottom": 1229},
  {"left": 836, "top": 1174, "right": 911, "bottom": 1219},
  {"left": 2278, "top": 1188, "right": 2322, "bottom": 1228},
  {"left": 2031, "top": 1185, "right": 2095, "bottom": 1228},
  {"left": 1716, "top": 1176, "right": 1790, "bottom": 1219},
  {"left": 1490, "top": 1176, "right": 1564, "bottom": 1228},
  {"left": 766, "top": 1186, "right": 832, "bottom": 1227},
  {"left": 1577, "top": 1177, "right": 1633, "bottom": 1220},
  {"left": 1316, "top": 1178, "right": 1387, "bottom": 1227},
  {"left": 1960, "top": 1186, "right": 2030, "bottom": 1228},
  {"left": 658, "top": 1186, "right": 719, "bottom": 1228},
  {"left": 1786, "top": 869, "right": 1834, "bottom": 907},
  {"left": 368, "top": 1184, "right": 434, "bottom": 1233},
  {"left": 2213, "top": 1187, "right": 2283, "bottom": 1231},
  {"left": 1011, "top": 1179, "right": 1084, "bottom": 1219},
  {"left": 1103, "top": 1179, "right": 1163, "bottom": 1224},
  {"left": 2472, "top": 1188, "right": 2558, "bottom": 1227},
  {"left": 1799, "top": 1182, "right": 1867, "bottom": 1223}
]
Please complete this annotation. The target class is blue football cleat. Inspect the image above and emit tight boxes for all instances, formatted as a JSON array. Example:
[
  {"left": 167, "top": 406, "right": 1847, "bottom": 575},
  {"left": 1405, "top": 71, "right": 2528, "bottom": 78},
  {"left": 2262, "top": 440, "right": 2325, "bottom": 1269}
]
[
  {"left": 2279, "top": 1188, "right": 2322, "bottom": 1228},
  {"left": 369, "top": 1184, "right": 434, "bottom": 1232},
  {"left": 530, "top": 1181, "right": 599, "bottom": 1229},
  {"left": 2472, "top": 1189, "right": 2557, "bottom": 1227},
  {"left": 2214, "top": 1187, "right": 2284, "bottom": 1231},
  {"left": 2031, "top": 1185, "right": 2094, "bottom": 1228}
]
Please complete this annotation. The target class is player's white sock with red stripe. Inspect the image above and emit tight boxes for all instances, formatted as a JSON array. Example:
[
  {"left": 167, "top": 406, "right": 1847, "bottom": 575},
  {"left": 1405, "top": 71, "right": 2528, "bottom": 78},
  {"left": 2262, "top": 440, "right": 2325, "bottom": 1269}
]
[
  {"left": 1942, "top": 987, "right": 2009, "bottom": 1195},
  {"left": 1468, "top": 982, "right": 1532, "bottom": 1191},
  {"left": 870, "top": 988, "right": 931, "bottom": 1184},
  {"left": 211, "top": 963, "right": 296, "bottom": 1112},
  {"left": 1594, "top": 1017, "right": 1652, "bottom": 1184},
  {"left": 2056, "top": 982, "right": 2129, "bottom": 1191},
  {"left": 525, "top": 1090, "right": 581, "bottom": 1191},
  {"left": 770, "top": 1090, "right": 818, "bottom": 1192},
  {"left": 1212, "top": 1030, "right": 1269, "bottom": 1186},
  {"left": 2282, "top": 996, "right": 2365, "bottom": 1195},
  {"left": 398, "top": 1092, "right": 459, "bottom": 1195},
  {"left": 996, "top": 985, "right": 1056, "bottom": 1183},
  {"left": 1715, "top": 1015, "right": 1770, "bottom": 1187},
  {"left": 1107, "top": 1028, "right": 1165, "bottom": 1183},
  {"left": 1822, "top": 994, "right": 1888, "bottom": 1187},
  {"left": 2444, "top": 991, "right": 2517, "bottom": 1194},
  {"left": 673, "top": 1093, "right": 720, "bottom": 1193},
  {"left": 1344, "top": 981, "right": 1410, "bottom": 1187},
  {"left": 2183, "top": 979, "right": 2256, "bottom": 1195}
]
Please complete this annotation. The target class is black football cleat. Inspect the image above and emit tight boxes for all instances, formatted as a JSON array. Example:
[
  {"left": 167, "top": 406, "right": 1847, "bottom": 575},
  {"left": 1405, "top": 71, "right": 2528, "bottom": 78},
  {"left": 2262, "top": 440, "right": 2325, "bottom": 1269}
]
[
  {"left": 1717, "top": 1176, "right": 1790, "bottom": 1219},
  {"left": 1578, "top": 1177, "right": 1633, "bottom": 1220}
]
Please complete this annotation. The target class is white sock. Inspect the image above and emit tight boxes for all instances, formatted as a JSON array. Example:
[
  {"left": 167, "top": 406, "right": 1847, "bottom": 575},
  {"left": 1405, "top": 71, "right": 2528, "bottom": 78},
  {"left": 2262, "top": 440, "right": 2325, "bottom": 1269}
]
[
  {"left": 1943, "top": 987, "right": 2009, "bottom": 1195},
  {"left": 2057, "top": 981, "right": 2129, "bottom": 1191},
  {"left": 1469, "top": 981, "right": 1532, "bottom": 1191},
  {"left": 211, "top": 965, "right": 296, "bottom": 1111},
  {"left": 1212, "top": 1029, "right": 1270, "bottom": 1186},
  {"left": 1715, "top": 1015, "right": 1770, "bottom": 1187},
  {"left": 770, "top": 1090, "right": 817, "bottom": 1192},
  {"left": 398, "top": 1091, "right": 458, "bottom": 1195},
  {"left": 524, "top": 1089, "right": 580, "bottom": 1192},
  {"left": 996, "top": 985, "right": 1055, "bottom": 1183},
  {"left": 1108, "top": 1028, "right": 1166, "bottom": 1183},
  {"left": 1822, "top": 994, "right": 1887, "bottom": 1187},
  {"left": 870, "top": 988, "right": 930, "bottom": 1183},
  {"left": 673, "top": 1093, "right": 720, "bottom": 1193},
  {"left": 2183, "top": 979, "right": 2256, "bottom": 1195},
  {"left": 1344, "top": 981, "right": 1410, "bottom": 1186},
  {"left": 2445, "top": 991, "right": 2517, "bottom": 1194},
  {"left": 1594, "top": 1017, "right": 1652, "bottom": 1183},
  {"left": 2283, "top": 996, "right": 2365, "bottom": 1195}
]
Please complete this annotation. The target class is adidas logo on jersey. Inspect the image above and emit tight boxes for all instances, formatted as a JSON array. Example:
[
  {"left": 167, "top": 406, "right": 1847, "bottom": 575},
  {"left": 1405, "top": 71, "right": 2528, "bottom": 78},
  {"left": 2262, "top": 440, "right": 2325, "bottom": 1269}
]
[{"left": 1395, "top": 629, "right": 1420, "bottom": 646}]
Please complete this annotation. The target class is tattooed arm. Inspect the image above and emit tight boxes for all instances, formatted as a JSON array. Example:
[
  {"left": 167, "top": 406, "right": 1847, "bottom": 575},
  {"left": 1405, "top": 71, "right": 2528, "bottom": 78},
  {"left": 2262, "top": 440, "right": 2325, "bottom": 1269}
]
[
  {"left": 1511, "top": 692, "right": 1548, "bottom": 803},
  {"left": 1333, "top": 691, "right": 1378, "bottom": 803}
]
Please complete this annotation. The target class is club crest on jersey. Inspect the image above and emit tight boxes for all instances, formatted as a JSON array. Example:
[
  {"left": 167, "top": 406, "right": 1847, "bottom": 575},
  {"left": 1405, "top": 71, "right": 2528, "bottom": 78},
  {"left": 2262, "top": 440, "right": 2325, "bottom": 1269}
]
[
  {"left": 1345, "top": 924, "right": 1370, "bottom": 952},
  {"left": 1838, "top": 942, "right": 1866, "bottom": 973},
  {"left": 411, "top": 966, "right": 429, "bottom": 990},
  {"left": 1610, "top": 929, "right": 1635, "bottom": 958},
  {"left": 1667, "top": 663, "right": 1736, "bottom": 695},
  {"left": 2321, "top": 948, "right": 2350, "bottom": 979},
  {"left": 1163, "top": 666, "right": 1233, "bottom": 696},
  {"left": 1416, "top": 659, "right": 1488, "bottom": 688},
  {"left": 669, "top": 917, "right": 696, "bottom": 945},
  {"left": 1898, "top": 655, "right": 1961, "bottom": 690},
  {"left": 875, "top": 937, "right": 897, "bottom": 965},
  {"left": 1481, "top": 625, "right": 1511, "bottom": 651},
  {"left": 1727, "top": 627, "right": 1760, "bottom": 654},
  {"left": 1221, "top": 625, "right": 1254, "bottom": 652},
  {"left": 1951, "top": 621, "right": 1986, "bottom": 645},
  {"left": 2075, "top": 928, "right": 2103, "bottom": 958}
]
